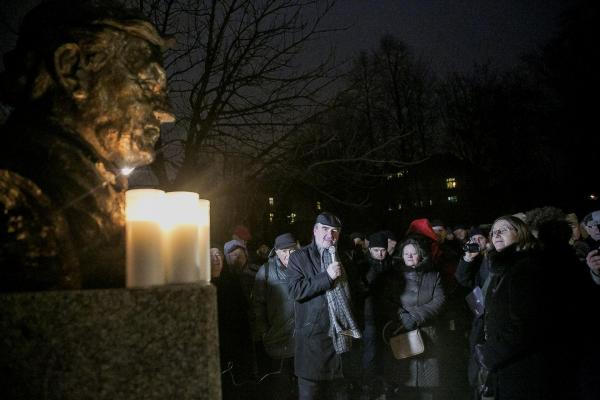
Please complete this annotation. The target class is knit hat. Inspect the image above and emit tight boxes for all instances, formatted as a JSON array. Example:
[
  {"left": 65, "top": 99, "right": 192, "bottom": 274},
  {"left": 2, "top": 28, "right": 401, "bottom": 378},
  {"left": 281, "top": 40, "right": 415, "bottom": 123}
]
[
  {"left": 315, "top": 212, "right": 342, "bottom": 228},
  {"left": 381, "top": 229, "right": 397, "bottom": 242},
  {"left": 224, "top": 239, "right": 246, "bottom": 255},
  {"left": 349, "top": 232, "right": 365, "bottom": 240},
  {"left": 232, "top": 225, "right": 252, "bottom": 241},
  {"left": 368, "top": 232, "right": 388, "bottom": 248},
  {"left": 582, "top": 210, "right": 600, "bottom": 226},
  {"left": 430, "top": 219, "right": 445, "bottom": 228},
  {"left": 273, "top": 233, "right": 298, "bottom": 250},
  {"left": 469, "top": 227, "right": 488, "bottom": 238}
]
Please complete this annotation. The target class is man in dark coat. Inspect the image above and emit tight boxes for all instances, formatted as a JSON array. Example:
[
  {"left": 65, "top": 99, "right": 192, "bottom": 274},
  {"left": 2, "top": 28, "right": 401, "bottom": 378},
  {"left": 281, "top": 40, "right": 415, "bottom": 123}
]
[
  {"left": 287, "top": 212, "right": 360, "bottom": 400},
  {"left": 252, "top": 232, "right": 300, "bottom": 400}
]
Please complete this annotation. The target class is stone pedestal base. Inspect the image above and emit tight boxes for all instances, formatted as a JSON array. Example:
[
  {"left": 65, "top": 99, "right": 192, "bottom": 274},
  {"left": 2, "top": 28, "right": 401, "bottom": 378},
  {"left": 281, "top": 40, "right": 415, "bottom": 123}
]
[{"left": 0, "top": 283, "right": 221, "bottom": 399}]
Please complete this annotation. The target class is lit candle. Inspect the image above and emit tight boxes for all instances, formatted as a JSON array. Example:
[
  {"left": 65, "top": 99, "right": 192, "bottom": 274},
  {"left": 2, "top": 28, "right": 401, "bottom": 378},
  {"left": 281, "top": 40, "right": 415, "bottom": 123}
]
[
  {"left": 197, "top": 199, "right": 211, "bottom": 282},
  {"left": 126, "top": 189, "right": 166, "bottom": 288},
  {"left": 164, "top": 192, "right": 201, "bottom": 284}
]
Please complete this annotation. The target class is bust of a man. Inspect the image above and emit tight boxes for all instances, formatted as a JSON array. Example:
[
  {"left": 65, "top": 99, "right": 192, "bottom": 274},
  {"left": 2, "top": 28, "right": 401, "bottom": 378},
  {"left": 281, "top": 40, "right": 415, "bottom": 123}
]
[{"left": 0, "top": 0, "right": 174, "bottom": 291}]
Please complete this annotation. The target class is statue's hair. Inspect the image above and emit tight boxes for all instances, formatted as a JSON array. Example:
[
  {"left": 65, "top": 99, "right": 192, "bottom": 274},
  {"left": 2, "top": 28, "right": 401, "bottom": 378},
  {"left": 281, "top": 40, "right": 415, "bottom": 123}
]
[{"left": 0, "top": 0, "right": 169, "bottom": 107}]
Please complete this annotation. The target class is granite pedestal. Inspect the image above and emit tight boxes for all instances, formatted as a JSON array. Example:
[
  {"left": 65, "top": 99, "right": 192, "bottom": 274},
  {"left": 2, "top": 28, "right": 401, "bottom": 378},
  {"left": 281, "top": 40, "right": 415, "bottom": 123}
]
[{"left": 0, "top": 283, "right": 221, "bottom": 399}]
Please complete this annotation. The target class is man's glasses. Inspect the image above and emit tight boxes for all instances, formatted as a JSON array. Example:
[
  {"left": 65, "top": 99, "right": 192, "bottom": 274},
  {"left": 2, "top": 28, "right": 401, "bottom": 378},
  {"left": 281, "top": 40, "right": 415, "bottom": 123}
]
[{"left": 491, "top": 227, "right": 515, "bottom": 237}]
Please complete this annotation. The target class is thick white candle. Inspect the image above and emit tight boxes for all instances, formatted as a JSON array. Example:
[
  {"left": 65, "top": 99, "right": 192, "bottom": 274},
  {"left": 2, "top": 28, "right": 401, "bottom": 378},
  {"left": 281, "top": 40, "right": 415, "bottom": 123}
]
[
  {"left": 126, "top": 189, "right": 166, "bottom": 288},
  {"left": 165, "top": 192, "right": 201, "bottom": 284},
  {"left": 197, "top": 199, "right": 211, "bottom": 282}
]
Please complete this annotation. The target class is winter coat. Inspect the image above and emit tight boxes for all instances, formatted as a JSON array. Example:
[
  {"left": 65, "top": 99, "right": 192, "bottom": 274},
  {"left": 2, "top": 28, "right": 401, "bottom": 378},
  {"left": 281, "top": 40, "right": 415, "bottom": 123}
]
[
  {"left": 287, "top": 241, "right": 343, "bottom": 381},
  {"left": 455, "top": 254, "right": 491, "bottom": 290},
  {"left": 348, "top": 255, "right": 391, "bottom": 327},
  {"left": 475, "top": 244, "right": 544, "bottom": 400},
  {"left": 455, "top": 254, "right": 492, "bottom": 386},
  {"left": 252, "top": 255, "right": 295, "bottom": 359},
  {"left": 377, "top": 257, "right": 446, "bottom": 388},
  {"left": 538, "top": 243, "right": 600, "bottom": 399},
  {"left": 213, "top": 266, "right": 255, "bottom": 381}
]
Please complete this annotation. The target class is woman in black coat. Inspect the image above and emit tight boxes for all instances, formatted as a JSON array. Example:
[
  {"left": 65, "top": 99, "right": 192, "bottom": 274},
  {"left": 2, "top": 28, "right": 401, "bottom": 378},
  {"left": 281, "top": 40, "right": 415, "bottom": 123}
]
[{"left": 473, "top": 215, "right": 543, "bottom": 400}]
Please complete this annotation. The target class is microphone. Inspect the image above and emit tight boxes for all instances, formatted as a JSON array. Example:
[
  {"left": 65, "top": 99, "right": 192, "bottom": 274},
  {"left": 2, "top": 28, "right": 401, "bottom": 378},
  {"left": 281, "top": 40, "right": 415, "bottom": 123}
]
[{"left": 328, "top": 245, "right": 337, "bottom": 263}]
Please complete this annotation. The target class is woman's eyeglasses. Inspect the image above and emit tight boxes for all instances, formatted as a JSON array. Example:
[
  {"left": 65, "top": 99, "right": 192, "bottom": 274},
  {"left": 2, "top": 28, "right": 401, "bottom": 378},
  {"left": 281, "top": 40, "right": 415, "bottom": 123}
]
[{"left": 491, "top": 227, "right": 515, "bottom": 237}]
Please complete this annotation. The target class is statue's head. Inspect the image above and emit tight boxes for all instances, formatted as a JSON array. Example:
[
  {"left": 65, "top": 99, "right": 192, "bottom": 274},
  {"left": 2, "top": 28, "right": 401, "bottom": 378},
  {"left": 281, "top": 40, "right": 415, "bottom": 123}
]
[{"left": 0, "top": 0, "right": 175, "bottom": 168}]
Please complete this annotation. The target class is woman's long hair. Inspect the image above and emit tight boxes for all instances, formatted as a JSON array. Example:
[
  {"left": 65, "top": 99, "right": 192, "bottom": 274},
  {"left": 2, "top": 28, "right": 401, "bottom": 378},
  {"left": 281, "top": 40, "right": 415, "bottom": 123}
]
[{"left": 491, "top": 215, "right": 538, "bottom": 251}]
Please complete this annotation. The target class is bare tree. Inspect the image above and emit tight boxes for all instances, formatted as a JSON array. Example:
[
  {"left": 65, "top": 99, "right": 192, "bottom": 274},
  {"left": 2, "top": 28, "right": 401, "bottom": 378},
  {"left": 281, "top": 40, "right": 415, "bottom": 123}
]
[
  {"left": 131, "top": 0, "right": 340, "bottom": 197},
  {"left": 277, "top": 35, "right": 436, "bottom": 208}
]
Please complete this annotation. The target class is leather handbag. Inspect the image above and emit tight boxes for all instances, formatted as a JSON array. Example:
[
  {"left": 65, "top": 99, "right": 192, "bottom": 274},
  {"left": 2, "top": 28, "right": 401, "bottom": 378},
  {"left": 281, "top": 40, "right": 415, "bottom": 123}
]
[{"left": 383, "top": 321, "right": 425, "bottom": 360}]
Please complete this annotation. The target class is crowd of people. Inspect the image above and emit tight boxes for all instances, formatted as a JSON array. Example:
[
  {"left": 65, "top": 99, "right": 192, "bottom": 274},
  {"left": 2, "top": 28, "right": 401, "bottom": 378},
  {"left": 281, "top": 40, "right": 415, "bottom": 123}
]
[{"left": 209, "top": 207, "right": 600, "bottom": 400}]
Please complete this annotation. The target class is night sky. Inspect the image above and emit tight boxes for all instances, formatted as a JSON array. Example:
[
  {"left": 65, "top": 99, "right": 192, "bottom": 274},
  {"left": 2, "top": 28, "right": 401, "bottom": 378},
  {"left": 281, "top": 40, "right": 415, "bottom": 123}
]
[
  {"left": 1, "top": 0, "right": 572, "bottom": 76},
  {"left": 320, "top": 0, "right": 571, "bottom": 75}
]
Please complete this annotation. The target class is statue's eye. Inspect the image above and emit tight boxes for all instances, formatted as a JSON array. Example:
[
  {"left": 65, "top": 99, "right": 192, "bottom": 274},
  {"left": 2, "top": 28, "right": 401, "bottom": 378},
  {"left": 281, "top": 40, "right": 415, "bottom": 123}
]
[{"left": 123, "top": 41, "right": 153, "bottom": 73}]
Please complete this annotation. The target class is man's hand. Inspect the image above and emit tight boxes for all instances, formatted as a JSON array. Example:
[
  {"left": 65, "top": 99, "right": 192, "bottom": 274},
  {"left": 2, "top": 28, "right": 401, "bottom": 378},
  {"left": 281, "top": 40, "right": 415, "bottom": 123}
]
[
  {"left": 327, "top": 261, "right": 342, "bottom": 280},
  {"left": 463, "top": 252, "right": 478, "bottom": 262},
  {"left": 586, "top": 249, "right": 600, "bottom": 276}
]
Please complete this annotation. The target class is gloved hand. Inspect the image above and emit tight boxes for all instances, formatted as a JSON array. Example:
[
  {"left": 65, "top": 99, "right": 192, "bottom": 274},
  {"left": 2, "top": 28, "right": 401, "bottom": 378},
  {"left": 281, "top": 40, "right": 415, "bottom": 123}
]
[{"left": 400, "top": 312, "right": 417, "bottom": 331}]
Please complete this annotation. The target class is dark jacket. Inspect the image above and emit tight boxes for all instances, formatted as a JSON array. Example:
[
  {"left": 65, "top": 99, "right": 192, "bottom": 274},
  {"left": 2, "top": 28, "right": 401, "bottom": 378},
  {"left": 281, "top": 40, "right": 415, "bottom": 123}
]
[
  {"left": 455, "top": 254, "right": 491, "bottom": 290},
  {"left": 455, "top": 253, "right": 492, "bottom": 386},
  {"left": 475, "top": 245, "right": 543, "bottom": 400},
  {"left": 378, "top": 256, "right": 446, "bottom": 388},
  {"left": 213, "top": 266, "right": 255, "bottom": 380},
  {"left": 348, "top": 254, "right": 391, "bottom": 327},
  {"left": 287, "top": 241, "right": 342, "bottom": 380},
  {"left": 538, "top": 242, "right": 600, "bottom": 399},
  {"left": 252, "top": 255, "right": 295, "bottom": 359}
]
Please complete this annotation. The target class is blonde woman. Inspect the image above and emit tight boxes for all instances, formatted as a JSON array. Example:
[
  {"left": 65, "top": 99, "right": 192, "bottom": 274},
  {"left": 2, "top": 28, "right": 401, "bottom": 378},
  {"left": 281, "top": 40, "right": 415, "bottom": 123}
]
[{"left": 473, "top": 215, "right": 543, "bottom": 400}]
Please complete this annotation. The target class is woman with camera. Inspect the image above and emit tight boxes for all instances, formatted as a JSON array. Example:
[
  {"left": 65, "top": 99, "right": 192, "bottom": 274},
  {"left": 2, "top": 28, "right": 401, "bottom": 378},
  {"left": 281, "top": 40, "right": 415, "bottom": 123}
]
[{"left": 454, "top": 227, "right": 492, "bottom": 397}]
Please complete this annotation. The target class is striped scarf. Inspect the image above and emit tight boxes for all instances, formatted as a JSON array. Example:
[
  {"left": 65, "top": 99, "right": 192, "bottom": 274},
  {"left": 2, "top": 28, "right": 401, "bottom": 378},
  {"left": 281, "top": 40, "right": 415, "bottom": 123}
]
[{"left": 321, "top": 247, "right": 361, "bottom": 353}]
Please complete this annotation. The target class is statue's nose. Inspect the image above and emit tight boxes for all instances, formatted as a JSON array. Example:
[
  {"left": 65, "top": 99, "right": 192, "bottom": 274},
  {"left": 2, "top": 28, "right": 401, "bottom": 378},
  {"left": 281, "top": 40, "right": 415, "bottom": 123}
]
[{"left": 154, "top": 109, "right": 175, "bottom": 123}]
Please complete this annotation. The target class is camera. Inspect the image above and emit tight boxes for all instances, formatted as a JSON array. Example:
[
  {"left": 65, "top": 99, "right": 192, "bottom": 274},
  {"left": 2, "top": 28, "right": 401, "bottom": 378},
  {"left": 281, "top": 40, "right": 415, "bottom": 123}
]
[{"left": 462, "top": 243, "right": 480, "bottom": 253}]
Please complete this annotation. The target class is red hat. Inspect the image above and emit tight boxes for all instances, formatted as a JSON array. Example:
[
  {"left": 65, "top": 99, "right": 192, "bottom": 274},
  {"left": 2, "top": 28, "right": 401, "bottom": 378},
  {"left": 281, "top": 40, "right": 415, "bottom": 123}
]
[{"left": 232, "top": 225, "right": 252, "bottom": 241}]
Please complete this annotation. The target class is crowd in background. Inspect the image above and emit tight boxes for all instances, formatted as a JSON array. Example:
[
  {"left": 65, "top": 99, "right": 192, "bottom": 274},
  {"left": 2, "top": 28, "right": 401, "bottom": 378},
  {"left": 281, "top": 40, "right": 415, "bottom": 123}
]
[{"left": 209, "top": 206, "right": 600, "bottom": 400}]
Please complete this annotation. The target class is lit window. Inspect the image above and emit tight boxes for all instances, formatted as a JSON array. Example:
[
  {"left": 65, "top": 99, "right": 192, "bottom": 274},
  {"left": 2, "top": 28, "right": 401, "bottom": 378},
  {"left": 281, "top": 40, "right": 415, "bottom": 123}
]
[
  {"left": 448, "top": 195, "right": 458, "bottom": 203},
  {"left": 268, "top": 197, "right": 274, "bottom": 206},
  {"left": 269, "top": 212, "right": 274, "bottom": 223},
  {"left": 446, "top": 178, "right": 457, "bottom": 189},
  {"left": 316, "top": 201, "right": 322, "bottom": 210},
  {"left": 288, "top": 212, "right": 297, "bottom": 224},
  {"left": 429, "top": 199, "right": 433, "bottom": 206},
  {"left": 397, "top": 203, "right": 402, "bottom": 210}
]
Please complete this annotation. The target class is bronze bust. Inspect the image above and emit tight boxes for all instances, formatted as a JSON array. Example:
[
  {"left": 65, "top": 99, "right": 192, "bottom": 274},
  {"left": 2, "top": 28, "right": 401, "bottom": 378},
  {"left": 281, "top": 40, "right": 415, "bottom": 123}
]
[{"left": 0, "top": 0, "right": 174, "bottom": 291}]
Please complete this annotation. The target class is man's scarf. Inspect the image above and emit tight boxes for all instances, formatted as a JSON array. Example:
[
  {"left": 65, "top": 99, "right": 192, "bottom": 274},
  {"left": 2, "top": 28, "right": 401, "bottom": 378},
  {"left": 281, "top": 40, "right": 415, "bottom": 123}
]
[{"left": 321, "top": 247, "right": 361, "bottom": 353}]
